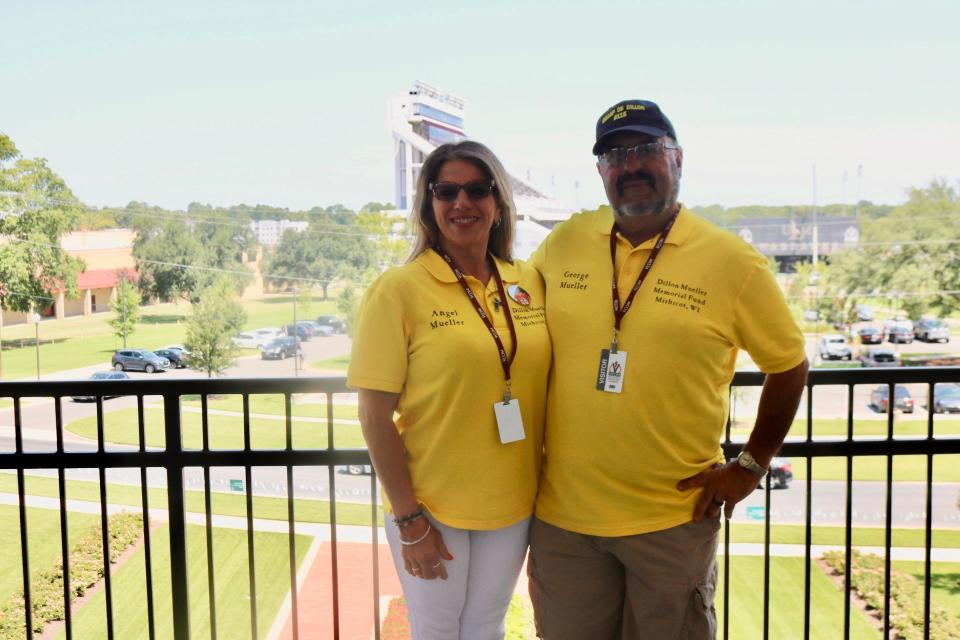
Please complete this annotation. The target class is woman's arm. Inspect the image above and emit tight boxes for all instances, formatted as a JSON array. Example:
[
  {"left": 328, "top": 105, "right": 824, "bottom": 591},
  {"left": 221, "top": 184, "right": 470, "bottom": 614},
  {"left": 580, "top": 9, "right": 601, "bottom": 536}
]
[{"left": 358, "top": 388, "right": 453, "bottom": 579}]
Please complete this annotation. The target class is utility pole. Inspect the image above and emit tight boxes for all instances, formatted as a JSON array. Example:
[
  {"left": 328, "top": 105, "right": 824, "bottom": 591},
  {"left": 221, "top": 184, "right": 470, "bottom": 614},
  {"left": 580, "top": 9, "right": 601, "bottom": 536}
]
[
  {"left": 292, "top": 287, "right": 299, "bottom": 376},
  {"left": 34, "top": 312, "right": 41, "bottom": 379},
  {"left": 121, "top": 278, "right": 127, "bottom": 349},
  {"left": 855, "top": 164, "right": 863, "bottom": 221}
]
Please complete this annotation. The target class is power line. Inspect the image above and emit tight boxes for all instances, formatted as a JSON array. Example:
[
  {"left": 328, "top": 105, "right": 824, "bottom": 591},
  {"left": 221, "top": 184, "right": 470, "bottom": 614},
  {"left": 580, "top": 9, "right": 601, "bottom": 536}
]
[{"left": 1, "top": 236, "right": 373, "bottom": 287}]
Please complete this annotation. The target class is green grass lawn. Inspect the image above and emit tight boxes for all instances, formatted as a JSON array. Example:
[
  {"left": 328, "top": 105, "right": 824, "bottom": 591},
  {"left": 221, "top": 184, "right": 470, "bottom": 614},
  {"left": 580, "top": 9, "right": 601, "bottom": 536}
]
[
  {"left": 0, "top": 295, "right": 339, "bottom": 380},
  {"left": 720, "top": 556, "right": 881, "bottom": 639},
  {"left": 730, "top": 417, "right": 960, "bottom": 438},
  {"left": 180, "top": 394, "right": 358, "bottom": 421},
  {"left": 786, "top": 454, "right": 960, "bottom": 483},
  {"left": 66, "top": 406, "right": 365, "bottom": 450},
  {"left": 0, "top": 504, "right": 99, "bottom": 606},
  {"left": 309, "top": 355, "right": 350, "bottom": 371},
  {"left": 58, "top": 524, "right": 311, "bottom": 639}
]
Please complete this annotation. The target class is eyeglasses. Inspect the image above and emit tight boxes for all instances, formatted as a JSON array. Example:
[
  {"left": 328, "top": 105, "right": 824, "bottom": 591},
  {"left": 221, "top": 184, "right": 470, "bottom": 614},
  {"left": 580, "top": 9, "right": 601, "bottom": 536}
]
[
  {"left": 597, "top": 142, "right": 679, "bottom": 167},
  {"left": 428, "top": 180, "right": 496, "bottom": 202}
]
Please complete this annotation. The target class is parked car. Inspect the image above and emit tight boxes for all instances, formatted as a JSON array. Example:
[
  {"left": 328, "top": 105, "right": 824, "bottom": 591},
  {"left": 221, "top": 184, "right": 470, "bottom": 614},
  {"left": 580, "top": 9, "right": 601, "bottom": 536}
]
[
  {"left": 856, "top": 305, "right": 875, "bottom": 322},
  {"left": 154, "top": 348, "right": 188, "bottom": 368},
  {"left": 767, "top": 457, "right": 793, "bottom": 489},
  {"left": 915, "top": 318, "right": 950, "bottom": 343},
  {"left": 859, "top": 347, "right": 901, "bottom": 367},
  {"left": 931, "top": 384, "right": 960, "bottom": 414},
  {"left": 111, "top": 349, "right": 170, "bottom": 373},
  {"left": 316, "top": 315, "right": 346, "bottom": 334},
  {"left": 344, "top": 464, "right": 373, "bottom": 475},
  {"left": 306, "top": 321, "right": 334, "bottom": 337},
  {"left": 284, "top": 324, "right": 311, "bottom": 341},
  {"left": 870, "top": 385, "right": 914, "bottom": 413},
  {"left": 260, "top": 336, "right": 299, "bottom": 360},
  {"left": 71, "top": 371, "right": 130, "bottom": 402},
  {"left": 818, "top": 334, "right": 852, "bottom": 361},
  {"left": 231, "top": 332, "right": 261, "bottom": 349},
  {"left": 232, "top": 328, "right": 282, "bottom": 349},
  {"left": 882, "top": 319, "right": 914, "bottom": 344},
  {"left": 857, "top": 326, "right": 883, "bottom": 345}
]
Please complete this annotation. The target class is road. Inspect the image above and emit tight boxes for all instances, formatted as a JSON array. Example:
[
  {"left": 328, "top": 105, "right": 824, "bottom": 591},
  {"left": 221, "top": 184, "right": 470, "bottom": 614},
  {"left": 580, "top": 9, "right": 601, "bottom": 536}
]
[{"left": 1, "top": 332, "right": 958, "bottom": 527}]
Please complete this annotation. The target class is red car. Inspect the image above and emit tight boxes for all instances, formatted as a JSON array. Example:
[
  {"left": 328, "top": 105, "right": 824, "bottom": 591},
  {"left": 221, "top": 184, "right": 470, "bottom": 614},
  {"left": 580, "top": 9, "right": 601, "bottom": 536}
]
[{"left": 858, "top": 326, "right": 883, "bottom": 344}]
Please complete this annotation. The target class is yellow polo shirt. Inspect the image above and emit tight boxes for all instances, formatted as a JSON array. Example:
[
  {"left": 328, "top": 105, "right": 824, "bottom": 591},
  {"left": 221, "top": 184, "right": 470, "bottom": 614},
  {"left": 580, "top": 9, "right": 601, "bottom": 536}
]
[
  {"left": 530, "top": 206, "right": 806, "bottom": 536},
  {"left": 347, "top": 249, "right": 550, "bottom": 530}
]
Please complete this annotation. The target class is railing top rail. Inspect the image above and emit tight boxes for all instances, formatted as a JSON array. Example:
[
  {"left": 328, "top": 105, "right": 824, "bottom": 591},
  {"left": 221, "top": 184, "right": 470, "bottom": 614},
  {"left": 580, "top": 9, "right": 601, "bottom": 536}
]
[
  {"left": 0, "top": 375, "right": 351, "bottom": 396},
  {"left": 0, "top": 367, "right": 959, "bottom": 396},
  {"left": 733, "top": 366, "right": 960, "bottom": 386}
]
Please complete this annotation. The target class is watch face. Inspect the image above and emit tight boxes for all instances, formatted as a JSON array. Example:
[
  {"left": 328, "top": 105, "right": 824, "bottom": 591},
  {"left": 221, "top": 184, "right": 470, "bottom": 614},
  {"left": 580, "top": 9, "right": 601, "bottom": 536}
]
[{"left": 739, "top": 451, "right": 754, "bottom": 466}]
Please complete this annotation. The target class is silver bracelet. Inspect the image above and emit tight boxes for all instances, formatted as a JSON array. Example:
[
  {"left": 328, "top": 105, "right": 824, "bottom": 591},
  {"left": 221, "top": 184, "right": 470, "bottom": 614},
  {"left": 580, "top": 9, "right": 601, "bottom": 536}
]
[{"left": 399, "top": 522, "right": 432, "bottom": 546}]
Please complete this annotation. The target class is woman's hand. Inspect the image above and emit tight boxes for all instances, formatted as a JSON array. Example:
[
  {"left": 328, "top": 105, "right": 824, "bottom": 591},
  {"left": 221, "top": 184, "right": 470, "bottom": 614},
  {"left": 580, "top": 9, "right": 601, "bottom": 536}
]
[{"left": 400, "top": 518, "right": 454, "bottom": 580}]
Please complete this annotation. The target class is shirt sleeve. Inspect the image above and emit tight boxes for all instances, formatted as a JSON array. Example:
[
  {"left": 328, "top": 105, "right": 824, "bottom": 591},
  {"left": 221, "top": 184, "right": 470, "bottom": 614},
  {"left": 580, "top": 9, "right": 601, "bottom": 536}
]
[
  {"left": 731, "top": 259, "right": 807, "bottom": 374},
  {"left": 346, "top": 273, "right": 409, "bottom": 393},
  {"left": 527, "top": 233, "right": 548, "bottom": 277}
]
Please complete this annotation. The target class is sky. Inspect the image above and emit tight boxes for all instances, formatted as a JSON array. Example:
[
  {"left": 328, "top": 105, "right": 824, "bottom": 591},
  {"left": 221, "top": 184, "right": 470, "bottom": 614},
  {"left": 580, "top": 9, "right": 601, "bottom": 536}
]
[{"left": 2, "top": 0, "right": 958, "bottom": 214}]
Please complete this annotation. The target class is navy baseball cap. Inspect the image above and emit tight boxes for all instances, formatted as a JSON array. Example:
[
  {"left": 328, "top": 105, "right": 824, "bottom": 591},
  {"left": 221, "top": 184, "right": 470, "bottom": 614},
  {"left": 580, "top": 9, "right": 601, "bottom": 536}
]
[{"left": 592, "top": 100, "right": 677, "bottom": 155}]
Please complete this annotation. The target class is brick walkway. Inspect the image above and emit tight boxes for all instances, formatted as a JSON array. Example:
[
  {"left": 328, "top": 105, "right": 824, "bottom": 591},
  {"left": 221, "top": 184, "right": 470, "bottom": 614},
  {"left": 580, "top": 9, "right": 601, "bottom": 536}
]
[
  {"left": 274, "top": 539, "right": 532, "bottom": 639},
  {"left": 276, "top": 541, "right": 402, "bottom": 640}
]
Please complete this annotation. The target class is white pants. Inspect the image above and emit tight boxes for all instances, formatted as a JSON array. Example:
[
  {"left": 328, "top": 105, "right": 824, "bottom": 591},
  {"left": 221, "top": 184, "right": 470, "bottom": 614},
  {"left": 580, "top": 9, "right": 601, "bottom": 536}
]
[{"left": 385, "top": 514, "right": 531, "bottom": 640}]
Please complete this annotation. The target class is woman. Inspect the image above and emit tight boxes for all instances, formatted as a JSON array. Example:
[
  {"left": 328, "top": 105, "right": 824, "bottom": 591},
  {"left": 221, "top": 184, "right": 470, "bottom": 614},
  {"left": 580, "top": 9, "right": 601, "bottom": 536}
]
[{"left": 347, "top": 140, "right": 550, "bottom": 639}]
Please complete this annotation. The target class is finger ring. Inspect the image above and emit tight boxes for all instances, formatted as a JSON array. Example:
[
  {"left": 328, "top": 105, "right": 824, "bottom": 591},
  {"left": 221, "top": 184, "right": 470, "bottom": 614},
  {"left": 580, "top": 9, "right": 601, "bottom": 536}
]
[
  {"left": 712, "top": 499, "right": 724, "bottom": 507},
  {"left": 431, "top": 561, "right": 442, "bottom": 568},
  {"left": 411, "top": 567, "right": 421, "bottom": 573}
]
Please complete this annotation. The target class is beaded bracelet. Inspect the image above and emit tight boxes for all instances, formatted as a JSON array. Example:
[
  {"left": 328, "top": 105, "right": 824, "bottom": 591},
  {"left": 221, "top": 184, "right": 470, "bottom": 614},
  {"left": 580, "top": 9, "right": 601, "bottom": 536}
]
[
  {"left": 396, "top": 512, "right": 424, "bottom": 529},
  {"left": 392, "top": 507, "right": 423, "bottom": 525},
  {"left": 399, "top": 523, "right": 432, "bottom": 546}
]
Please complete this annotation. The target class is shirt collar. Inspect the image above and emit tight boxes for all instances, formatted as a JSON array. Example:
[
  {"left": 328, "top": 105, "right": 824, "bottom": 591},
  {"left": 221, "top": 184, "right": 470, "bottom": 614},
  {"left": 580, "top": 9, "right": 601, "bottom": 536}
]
[
  {"left": 416, "top": 248, "right": 521, "bottom": 284},
  {"left": 594, "top": 204, "right": 693, "bottom": 248}
]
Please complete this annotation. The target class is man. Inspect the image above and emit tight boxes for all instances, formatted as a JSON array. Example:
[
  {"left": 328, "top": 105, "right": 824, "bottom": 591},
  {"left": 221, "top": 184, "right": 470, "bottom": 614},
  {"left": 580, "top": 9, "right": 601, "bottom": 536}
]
[{"left": 528, "top": 100, "right": 809, "bottom": 639}]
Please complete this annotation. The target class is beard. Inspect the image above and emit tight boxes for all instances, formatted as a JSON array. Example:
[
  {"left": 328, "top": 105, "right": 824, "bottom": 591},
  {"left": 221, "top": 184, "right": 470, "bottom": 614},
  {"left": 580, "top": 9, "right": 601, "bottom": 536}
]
[{"left": 611, "top": 169, "right": 681, "bottom": 218}]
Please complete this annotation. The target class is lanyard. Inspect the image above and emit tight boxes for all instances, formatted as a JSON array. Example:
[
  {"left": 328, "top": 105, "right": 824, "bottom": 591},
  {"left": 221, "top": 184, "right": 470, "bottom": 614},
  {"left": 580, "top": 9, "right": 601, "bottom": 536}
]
[
  {"left": 435, "top": 248, "right": 519, "bottom": 402},
  {"left": 609, "top": 209, "right": 679, "bottom": 351}
]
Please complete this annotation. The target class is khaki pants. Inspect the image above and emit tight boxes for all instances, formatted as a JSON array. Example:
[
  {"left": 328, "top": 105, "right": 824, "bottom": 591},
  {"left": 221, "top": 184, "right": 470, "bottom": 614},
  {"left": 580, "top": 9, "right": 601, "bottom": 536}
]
[{"left": 528, "top": 517, "right": 720, "bottom": 640}]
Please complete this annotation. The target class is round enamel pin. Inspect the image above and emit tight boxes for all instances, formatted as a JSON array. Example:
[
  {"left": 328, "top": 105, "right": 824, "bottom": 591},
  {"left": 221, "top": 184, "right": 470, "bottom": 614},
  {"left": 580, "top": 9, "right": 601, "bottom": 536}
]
[{"left": 507, "top": 284, "right": 531, "bottom": 306}]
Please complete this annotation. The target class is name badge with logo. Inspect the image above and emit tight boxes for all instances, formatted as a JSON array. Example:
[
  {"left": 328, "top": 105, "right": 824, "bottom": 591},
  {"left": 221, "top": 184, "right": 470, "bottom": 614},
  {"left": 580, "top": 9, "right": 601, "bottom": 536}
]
[{"left": 596, "top": 349, "right": 627, "bottom": 393}]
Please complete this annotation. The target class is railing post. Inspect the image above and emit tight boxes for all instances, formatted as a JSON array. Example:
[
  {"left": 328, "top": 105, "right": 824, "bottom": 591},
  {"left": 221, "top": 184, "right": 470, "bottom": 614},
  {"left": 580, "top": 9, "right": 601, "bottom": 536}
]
[{"left": 164, "top": 392, "right": 191, "bottom": 640}]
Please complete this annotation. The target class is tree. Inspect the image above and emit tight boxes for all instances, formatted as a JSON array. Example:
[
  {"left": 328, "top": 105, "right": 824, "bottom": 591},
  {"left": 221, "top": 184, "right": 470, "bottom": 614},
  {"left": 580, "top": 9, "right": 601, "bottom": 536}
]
[
  {"left": 108, "top": 274, "right": 141, "bottom": 346},
  {"left": 132, "top": 211, "right": 252, "bottom": 303},
  {"left": 337, "top": 288, "right": 360, "bottom": 337},
  {"left": 829, "top": 180, "right": 960, "bottom": 320},
  {"left": 0, "top": 134, "right": 85, "bottom": 313},
  {"left": 263, "top": 221, "right": 375, "bottom": 299},
  {"left": 183, "top": 278, "right": 246, "bottom": 378},
  {"left": 357, "top": 202, "right": 410, "bottom": 269}
]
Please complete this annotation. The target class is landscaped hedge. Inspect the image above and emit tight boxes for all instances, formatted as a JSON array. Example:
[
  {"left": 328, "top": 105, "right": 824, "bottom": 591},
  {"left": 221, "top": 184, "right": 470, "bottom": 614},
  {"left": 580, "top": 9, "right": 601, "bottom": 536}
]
[
  {"left": 0, "top": 511, "right": 143, "bottom": 639},
  {"left": 822, "top": 549, "right": 960, "bottom": 640}
]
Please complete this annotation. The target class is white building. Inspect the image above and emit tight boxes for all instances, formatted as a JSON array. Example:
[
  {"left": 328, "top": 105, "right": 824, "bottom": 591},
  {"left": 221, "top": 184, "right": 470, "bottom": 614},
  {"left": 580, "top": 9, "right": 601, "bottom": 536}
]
[
  {"left": 389, "top": 81, "right": 572, "bottom": 258},
  {"left": 249, "top": 219, "right": 309, "bottom": 246}
]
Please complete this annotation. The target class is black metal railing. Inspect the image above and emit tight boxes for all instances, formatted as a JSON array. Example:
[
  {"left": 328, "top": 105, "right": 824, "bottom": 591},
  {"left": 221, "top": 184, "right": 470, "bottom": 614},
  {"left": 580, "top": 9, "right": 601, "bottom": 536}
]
[{"left": 0, "top": 369, "right": 957, "bottom": 640}]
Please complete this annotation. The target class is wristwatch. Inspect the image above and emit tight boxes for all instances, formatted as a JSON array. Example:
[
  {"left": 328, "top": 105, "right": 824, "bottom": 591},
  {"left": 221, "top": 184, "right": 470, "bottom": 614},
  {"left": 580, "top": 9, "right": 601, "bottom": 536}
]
[{"left": 736, "top": 450, "right": 767, "bottom": 477}]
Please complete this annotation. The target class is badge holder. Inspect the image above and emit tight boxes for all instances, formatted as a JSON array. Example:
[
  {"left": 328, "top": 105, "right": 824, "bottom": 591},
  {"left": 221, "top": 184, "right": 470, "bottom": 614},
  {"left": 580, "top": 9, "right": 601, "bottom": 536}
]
[
  {"left": 494, "top": 380, "right": 525, "bottom": 443},
  {"left": 597, "top": 331, "right": 627, "bottom": 394}
]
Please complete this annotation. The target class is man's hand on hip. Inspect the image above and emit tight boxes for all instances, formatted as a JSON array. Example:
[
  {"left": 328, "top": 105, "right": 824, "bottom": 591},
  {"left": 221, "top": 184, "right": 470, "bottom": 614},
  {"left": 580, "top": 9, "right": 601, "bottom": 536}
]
[{"left": 677, "top": 462, "right": 761, "bottom": 521}]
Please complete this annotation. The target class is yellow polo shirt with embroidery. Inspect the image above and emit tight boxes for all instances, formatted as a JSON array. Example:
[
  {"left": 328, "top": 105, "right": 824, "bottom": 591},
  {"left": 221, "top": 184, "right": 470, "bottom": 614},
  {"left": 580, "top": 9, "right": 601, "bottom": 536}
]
[
  {"left": 530, "top": 206, "right": 806, "bottom": 537},
  {"left": 347, "top": 249, "right": 550, "bottom": 530}
]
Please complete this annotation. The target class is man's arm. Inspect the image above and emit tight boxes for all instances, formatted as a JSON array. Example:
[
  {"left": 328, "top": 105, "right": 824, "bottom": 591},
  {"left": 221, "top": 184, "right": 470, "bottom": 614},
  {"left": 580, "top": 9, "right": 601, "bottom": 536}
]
[{"left": 677, "top": 358, "right": 809, "bottom": 521}]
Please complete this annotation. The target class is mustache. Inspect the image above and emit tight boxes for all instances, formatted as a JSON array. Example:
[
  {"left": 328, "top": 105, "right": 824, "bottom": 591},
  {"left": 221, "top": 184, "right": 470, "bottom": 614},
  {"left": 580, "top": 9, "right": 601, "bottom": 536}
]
[{"left": 617, "top": 171, "right": 656, "bottom": 195}]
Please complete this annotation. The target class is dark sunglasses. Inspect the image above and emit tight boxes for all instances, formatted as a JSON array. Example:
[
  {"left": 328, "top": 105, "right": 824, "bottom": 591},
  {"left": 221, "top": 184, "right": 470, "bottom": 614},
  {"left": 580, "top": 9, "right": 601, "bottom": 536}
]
[{"left": 428, "top": 180, "right": 496, "bottom": 202}]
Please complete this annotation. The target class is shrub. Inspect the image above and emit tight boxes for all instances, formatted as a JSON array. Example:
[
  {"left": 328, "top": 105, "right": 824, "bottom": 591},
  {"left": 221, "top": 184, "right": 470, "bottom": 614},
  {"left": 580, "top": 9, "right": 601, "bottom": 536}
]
[
  {"left": 822, "top": 550, "right": 960, "bottom": 639},
  {"left": 0, "top": 511, "right": 143, "bottom": 638}
]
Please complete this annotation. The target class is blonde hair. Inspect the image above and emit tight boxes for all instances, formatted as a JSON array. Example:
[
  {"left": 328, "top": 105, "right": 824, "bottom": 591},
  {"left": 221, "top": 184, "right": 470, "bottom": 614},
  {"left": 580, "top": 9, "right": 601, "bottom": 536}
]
[{"left": 407, "top": 140, "right": 517, "bottom": 263}]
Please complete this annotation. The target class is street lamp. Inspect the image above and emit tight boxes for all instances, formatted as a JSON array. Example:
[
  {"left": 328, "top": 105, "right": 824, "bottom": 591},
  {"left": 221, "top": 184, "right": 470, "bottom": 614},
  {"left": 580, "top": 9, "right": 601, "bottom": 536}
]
[{"left": 292, "top": 287, "right": 299, "bottom": 377}]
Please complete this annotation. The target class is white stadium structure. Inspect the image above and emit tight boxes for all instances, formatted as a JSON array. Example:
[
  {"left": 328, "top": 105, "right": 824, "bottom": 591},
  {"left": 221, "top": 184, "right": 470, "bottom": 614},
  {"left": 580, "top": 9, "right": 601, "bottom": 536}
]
[{"left": 389, "top": 81, "right": 573, "bottom": 259}]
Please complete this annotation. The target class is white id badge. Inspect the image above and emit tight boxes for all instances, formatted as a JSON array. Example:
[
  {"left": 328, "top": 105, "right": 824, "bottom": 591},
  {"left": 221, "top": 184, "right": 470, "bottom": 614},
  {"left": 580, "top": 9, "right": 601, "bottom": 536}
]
[
  {"left": 494, "top": 399, "right": 525, "bottom": 444},
  {"left": 596, "top": 349, "right": 628, "bottom": 393}
]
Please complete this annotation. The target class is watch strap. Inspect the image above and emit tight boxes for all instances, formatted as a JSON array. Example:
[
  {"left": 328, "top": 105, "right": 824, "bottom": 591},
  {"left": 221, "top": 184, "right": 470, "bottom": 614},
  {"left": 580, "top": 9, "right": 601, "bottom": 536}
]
[{"left": 737, "top": 450, "right": 767, "bottom": 477}]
